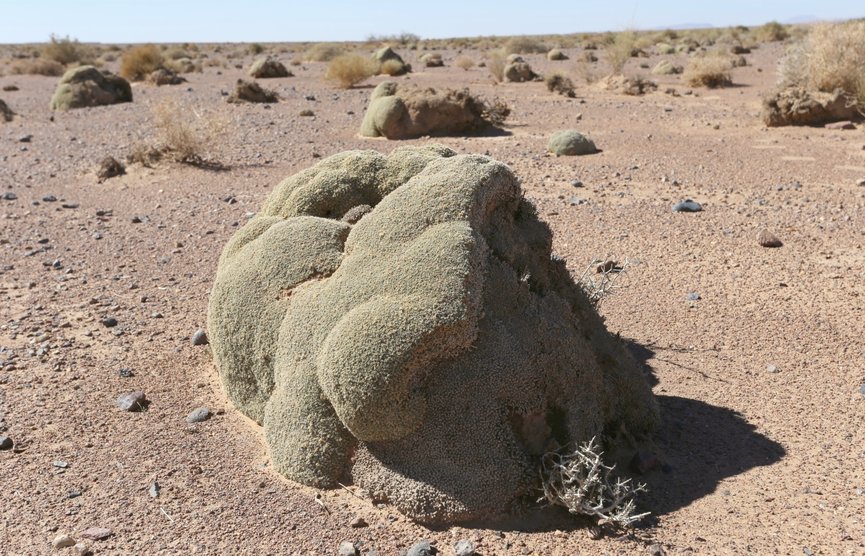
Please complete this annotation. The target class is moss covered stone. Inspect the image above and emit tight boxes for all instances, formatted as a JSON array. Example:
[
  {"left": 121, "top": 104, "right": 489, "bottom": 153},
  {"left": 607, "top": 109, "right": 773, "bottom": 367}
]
[
  {"left": 548, "top": 130, "right": 598, "bottom": 156},
  {"left": 208, "top": 145, "right": 658, "bottom": 524},
  {"left": 50, "top": 66, "right": 132, "bottom": 111}
]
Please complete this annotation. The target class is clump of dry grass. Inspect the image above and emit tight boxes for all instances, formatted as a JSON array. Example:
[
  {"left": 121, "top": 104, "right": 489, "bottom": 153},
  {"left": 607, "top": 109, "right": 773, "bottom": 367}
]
[
  {"left": 10, "top": 58, "right": 65, "bottom": 76},
  {"left": 150, "top": 100, "right": 227, "bottom": 167},
  {"left": 684, "top": 55, "right": 733, "bottom": 88},
  {"left": 756, "top": 21, "right": 789, "bottom": 42},
  {"left": 379, "top": 59, "right": 405, "bottom": 76},
  {"left": 503, "top": 36, "right": 548, "bottom": 54},
  {"left": 778, "top": 20, "right": 865, "bottom": 107},
  {"left": 455, "top": 55, "right": 474, "bottom": 71},
  {"left": 325, "top": 54, "right": 376, "bottom": 88},
  {"left": 605, "top": 31, "right": 637, "bottom": 75},
  {"left": 487, "top": 50, "right": 506, "bottom": 82},
  {"left": 42, "top": 34, "right": 93, "bottom": 66},
  {"left": 303, "top": 43, "right": 345, "bottom": 62},
  {"left": 120, "top": 45, "right": 164, "bottom": 81},
  {"left": 545, "top": 72, "right": 576, "bottom": 97}
]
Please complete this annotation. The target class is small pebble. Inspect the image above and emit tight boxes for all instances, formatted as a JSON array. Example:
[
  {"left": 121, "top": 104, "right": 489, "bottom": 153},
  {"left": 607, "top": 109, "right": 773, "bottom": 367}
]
[
  {"left": 338, "top": 541, "right": 359, "bottom": 556},
  {"left": 118, "top": 368, "right": 133, "bottom": 378},
  {"left": 407, "top": 540, "right": 437, "bottom": 556},
  {"left": 856, "top": 179, "right": 865, "bottom": 187},
  {"left": 672, "top": 199, "right": 702, "bottom": 212},
  {"left": 101, "top": 317, "right": 118, "bottom": 328},
  {"left": 0, "top": 436, "right": 12, "bottom": 450},
  {"left": 18, "top": 134, "right": 32, "bottom": 143},
  {"left": 149, "top": 481, "right": 160, "bottom": 498},
  {"left": 78, "top": 527, "right": 112, "bottom": 541},
  {"left": 116, "top": 391, "right": 147, "bottom": 412},
  {"left": 191, "top": 329, "right": 209, "bottom": 346},
  {"left": 186, "top": 407, "right": 211, "bottom": 423},
  {"left": 349, "top": 516, "right": 368, "bottom": 528},
  {"left": 766, "top": 364, "right": 779, "bottom": 374},
  {"left": 757, "top": 229, "right": 782, "bottom": 248},
  {"left": 53, "top": 460, "right": 69, "bottom": 468},
  {"left": 42, "top": 195, "right": 57, "bottom": 202},
  {"left": 686, "top": 292, "right": 701, "bottom": 301},
  {"left": 1, "top": 192, "right": 17, "bottom": 201},
  {"left": 52, "top": 534, "right": 76, "bottom": 549},
  {"left": 454, "top": 539, "right": 475, "bottom": 556},
  {"left": 570, "top": 179, "right": 583, "bottom": 187},
  {"left": 74, "top": 542, "right": 92, "bottom": 556}
]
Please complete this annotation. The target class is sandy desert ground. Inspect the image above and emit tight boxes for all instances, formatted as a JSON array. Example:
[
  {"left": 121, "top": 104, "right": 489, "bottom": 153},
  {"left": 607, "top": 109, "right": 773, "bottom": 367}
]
[{"left": 1, "top": 38, "right": 864, "bottom": 555}]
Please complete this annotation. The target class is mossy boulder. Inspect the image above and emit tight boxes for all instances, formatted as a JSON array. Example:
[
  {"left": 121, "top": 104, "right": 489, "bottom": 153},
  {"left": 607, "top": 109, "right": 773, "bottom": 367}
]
[
  {"left": 360, "top": 82, "right": 507, "bottom": 140},
  {"left": 227, "top": 79, "right": 279, "bottom": 103},
  {"left": 655, "top": 42, "right": 676, "bottom": 55},
  {"left": 503, "top": 56, "right": 538, "bottom": 82},
  {"left": 148, "top": 68, "right": 186, "bottom": 86},
  {"left": 419, "top": 53, "right": 444, "bottom": 67},
  {"left": 547, "top": 48, "right": 568, "bottom": 61},
  {"left": 208, "top": 145, "right": 659, "bottom": 524},
  {"left": 762, "top": 87, "right": 859, "bottom": 127},
  {"left": 50, "top": 66, "right": 132, "bottom": 111},
  {"left": 372, "top": 47, "right": 410, "bottom": 75},
  {"left": 651, "top": 60, "right": 683, "bottom": 75},
  {"left": 548, "top": 130, "right": 598, "bottom": 156},
  {"left": 248, "top": 56, "right": 291, "bottom": 78}
]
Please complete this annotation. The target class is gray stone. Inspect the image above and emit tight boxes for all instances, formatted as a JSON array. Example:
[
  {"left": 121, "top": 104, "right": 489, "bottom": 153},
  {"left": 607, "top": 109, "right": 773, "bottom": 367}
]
[
  {"left": 0, "top": 436, "right": 12, "bottom": 450},
  {"left": 52, "top": 534, "right": 76, "bottom": 549},
  {"left": 186, "top": 407, "right": 211, "bottom": 423},
  {"left": 407, "top": 540, "right": 436, "bottom": 556},
  {"left": 101, "top": 317, "right": 118, "bottom": 328},
  {"left": 454, "top": 539, "right": 475, "bottom": 556},
  {"left": 116, "top": 391, "right": 147, "bottom": 412},
  {"left": 338, "top": 541, "right": 359, "bottom": 556},
  {"left": 1, "top": 192, "right": 17, "bottom": 201},
  {"left": 149, "top": 481, "right": 160, "bottom": 498},
  {"left": 78, "top": 527, "right": 112, "bottom": 541},
  {"left": 349, "top": 516, "right": 368, "bottom": 528},
  {"left": 191, "top": 329, "right": 209, "bottom": 346},
  {"left": 766, "top": 364, "right": 779, "bottom": 374},
  {"left": 686, "top": 292, "right": 701, "bottom": 301},
  {"left": 548, "top": 130, "right": 597, "bottom": 156},
  {"left": 757, "top": 229, "right": 782, "bottom": 248},
  {"left": 672, "top": 199, "right": 702, "bottom": 212}
]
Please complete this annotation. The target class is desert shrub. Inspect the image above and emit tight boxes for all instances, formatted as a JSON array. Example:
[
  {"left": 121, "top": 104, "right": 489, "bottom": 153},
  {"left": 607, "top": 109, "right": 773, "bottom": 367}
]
[
  {"left": 303, "top": 43, "right": 345, "bottom": 62},
  {"left": 605, "top": 31, "right": 636, "bottom": 75},
  {"left": 325, "top": 54, "right": 376, "bottom": 88},
  {"left": 248, "top": 43, "right": 265, "bottom": 55},
  {"left": 455, "top": 55, "right": 474, "bottom": 70},
  {"left": 503, "top": 36, "right": 548, "bottom": 54},
  {"left": 152, "top": 100, "right": 227, "bottom": 166},
  {"left": 42, "top": 34, "right": 92, "bottom": 66},
  {"left": 684, "top": 55, "right": 733, "bottom": 88},
  {"left": 366, "top": 32, "right": 420, "bottom": 45},
  {"left": 487, "top": 50, "right": 506, "bottom": 82},
  {"left": 778, "top": 21, "right": 865, "bottom": 106},
  {"left": 10, "top": 58, "right": 65, "bottom": 76},
  {"left": 545, "top": 73, "right": 575, "bottom": 97},
  {"left": 379, "top": 58, "right": 405, "bottom": 76},
  {"left": 756, "top": 21, "right": 789, "bottom": 42},
  {"left": 120, "top": 45, "right": 164, "bottom": 81}
]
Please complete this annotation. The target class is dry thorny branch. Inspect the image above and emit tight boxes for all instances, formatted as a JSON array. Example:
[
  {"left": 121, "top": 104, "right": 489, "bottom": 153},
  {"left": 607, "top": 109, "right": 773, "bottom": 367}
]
[
  {"left": 578, "top": 254, "right": 635, "bottom": 307},
  {"left": 539, "top": 436, "right": 649, "bottom": 527}
]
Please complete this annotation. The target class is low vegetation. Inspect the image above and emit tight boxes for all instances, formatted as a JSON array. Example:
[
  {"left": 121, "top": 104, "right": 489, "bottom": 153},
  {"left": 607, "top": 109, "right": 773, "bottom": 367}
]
[
  {"left": 325, "top": 54, "right": 376, "bottom": 88},
  {"left": 604, "top": 30, "right": 637, "bottom": 75},
  {"left": 503, "top": 36, "right": 548, "bottom": 54},
  {"left": 684, "top": 55, "right": 734, "bottom": 88},
  {"left": 120, "top": 45, "right": 165, "bottom": 81},
  {"left": 42, "top": 34, "right": 93, "bottom": 66},
  {"left": 150, "top": 100, "right": 227, "bottom": 167},
  {"left": 487, "top": 50, "right": 506, "bottom": 82},
  {"left": 10, "top": 58, "right": 65, "bottom": 76},
  {"left": 454, "top": 55, "right": 474, "bottom": 71},
  {"left": 303, "top": 43, "right": 345, "bottom": 62}
]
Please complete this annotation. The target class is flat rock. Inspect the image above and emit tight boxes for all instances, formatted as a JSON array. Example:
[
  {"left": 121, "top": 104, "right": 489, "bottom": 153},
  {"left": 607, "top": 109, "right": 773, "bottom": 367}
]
[
  {"left": 672, "top": 199, "right": 702, "bottom": 212},
  {"left": 407, "top": 540, "right": 437, "bottom": 556},
  {"left": 116, "top": 391, "right": 147, "bottom": 412},
  {"left": 349, "top": 516, "right": 368, "bottom": 528},
  {"left": 52, "top": 534, "right": 76, "bottom": 548},
  {"left": 757, "top": 229, "right": 783, "bottom": 248},
  {"left": 186, "top": 407, "right": 211, "bottom": 423},
  {"left": 191, "top": 329, "right": 209, "bottom": 346},
  {"left": 338, "top": 541, "right": 359, "bottom": 556},
  {"left": 78, "top": 527, "right": 112, "bottom": 541}
]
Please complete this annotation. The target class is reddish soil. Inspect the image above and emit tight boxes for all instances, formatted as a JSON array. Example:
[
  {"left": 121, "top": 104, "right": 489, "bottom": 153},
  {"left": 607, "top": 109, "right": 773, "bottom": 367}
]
[{"left": 1, "top": 42, "right": 864, "bottom": 555}]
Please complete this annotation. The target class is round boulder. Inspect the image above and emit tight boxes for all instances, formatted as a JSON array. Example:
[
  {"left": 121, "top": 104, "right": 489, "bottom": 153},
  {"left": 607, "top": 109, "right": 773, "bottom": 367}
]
[
  {"left": 50, "top": 66, "right": 132, "bottom": 111},
  {"left": 248, "top": 56, "right": 291, "bottom": 78},
  {"left": 548, "top": 130, "right": 598, "bottom": 156}
]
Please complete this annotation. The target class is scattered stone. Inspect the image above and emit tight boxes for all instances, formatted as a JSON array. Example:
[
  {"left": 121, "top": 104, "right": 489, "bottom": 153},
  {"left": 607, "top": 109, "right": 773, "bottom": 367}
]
[
  {"left": 419, "top": 53, "right": 444, "bottom": 67},
  {"left": 338, "top": 541, "right": 359, "bottom": 556},
  {"left": 766, "top": 364, "right": 779, "bottom": 374},
  {"left": 570, "top": 180, "right": 583, "bottom": 187},
  {"left": 859, "top": 384, "right": 865, "bottom": 397},
  {"left": 53, "top": 460, "right": 69, "bottom": 468},
  {"left": 762, "top": 87, "right": 859, "bottom": 127},
  {"left": 856, "top": 179, "right": 865, "bottom": 187},
  {"left": 548, "top": 130, "right": 598, "bottom": 156},
  {"left": 648, "top": 544, "right": 667, "bottom": 556},
  {"left": 50, "top": 66, "right": 132, "bottom": 111},
  {"left": 43, "top": 195, "right": 57, "bottom": 202},
  {"left": 96, "top": 156, "right": 125, "bottom": 183},
  {"left": 349, "top": 516, "right": 368, "bottom": 528},
  {"left": 52, "top": 534, "right": 76, "bottom": 549},
  {"left": 630, "top": 450, "right": 660, "bottom": 474},
  {"left": 148, "top": 68, "right": 186, "bottom": 86},
  {"left": 73, "top": 543, "right": 92, "bottom": 556},
  {"left": 503, "top": 56, "right": 537, "bottom": 82},
  {"left": 651, "top": 60, "right": 683, "bottom": 75},
  {"left": 149, "top": 481, "right": 160, "bottom": 498},
  {"left": 18, "top": 134, "right": 32, "bottom": 143},
  {"left": 116, "top": 391, "right": 147, "bottom": 412},
  {"left": 118, "top": 368, "right": 134, "bottom": 378},
  {"left": 248, "top": 56, "right": 291, "bottom": 79},
  {"left": 78, "top": 527, "right": 112, "bottom": 540},
  {"left": 547, "top": 48, "right": 568, "bottom": 61},
  {"left": 686, "top": 292, "right": 701, "bottom": 301},
  {"left": 227, "top": 79, "right": 279, "bottom": 104},
  {"left": 0, "top": 99, "right": 13, "bottom": 122},
  {"left": 757, "top": 229, "right": 783, "bottom": 248},
  {"left": 672, "top": 199, "right": 702, "bottom": 212},
  {"left": 454, "top": 539, "right": 475, "bottom": 556},
  {"left": 101, "top": 317, "right": 118, "bottom": 328},
  {"left": 568, "top": 196, "right": 586, "bottom": 206},
  {"left": 2, "top": 192, "right": 17, "bottom": 201},
  {"left": 372, "top": 47, "right": 410, "bottom": 76},
  {"left": 186, "top": 407, "right": 211, "bottom": 423},
  {"left": 0, "top": 436, "right": 13, "bottom": 450},
  {"left": 299, "top": 109, "right": 315, "bottom": 117},
  {"left": 407, "top": 540, "right": 437, "bottom": 556},
  {"left": 825, "top": 120, "right": 855, "bottom": 130},
  {"left": 191, "top": 329, "right": 209, "bottom": 346}
]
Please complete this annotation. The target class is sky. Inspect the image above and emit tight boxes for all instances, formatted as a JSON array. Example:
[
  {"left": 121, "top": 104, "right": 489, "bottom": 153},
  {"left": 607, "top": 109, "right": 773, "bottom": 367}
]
[{"left": 1, "top": 0, "right": 862, "bottom": 44}]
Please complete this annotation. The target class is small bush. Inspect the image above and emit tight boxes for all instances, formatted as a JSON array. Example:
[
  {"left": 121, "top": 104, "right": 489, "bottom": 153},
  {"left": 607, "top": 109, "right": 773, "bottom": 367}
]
[
  {"left": 10, "top": 58, "right": 65, "bottom": 76},
  {"left": 487, "top": 50, "right": 506, "bottom": 82},
  {"left": 325, "top": 54, "right": 376, "bottom": 88},
  {"left": 684, "top": 56, "right": 733, "bottom": 88},
  {"left": 152, "top": 100, "right": 227, "bottom": 166},
  {"left": 545, "top": 73, "right": 576, "bottom": 97},
  {"left": 121, "top": 45, "right": 164, "bottom": 81},
  {"left": 379, "top": 59, "right": 405, "bottom": 76},
  {"left": 778, "top": 20, "right": 865, "bottom": 106},
  {"left": 756, "top": 21, "right": 789, "bottom": 42},
  {"left": 503, "top": 36, "right": 548, "bottom": 54},
  {"left": 605, "top": 31, "right": 637, "bottom": 75},
  {"left": 42, "top": 34, "right": 91, "bottom": 66},
  {"left": 455, "top": 56, "right": 474, "bottom": 71},
  {"left": 303, "top": 43, "right": 345, "bottom": 62},
  {"left": 248, "top": 43, "right": 265, "bottom": 55}
]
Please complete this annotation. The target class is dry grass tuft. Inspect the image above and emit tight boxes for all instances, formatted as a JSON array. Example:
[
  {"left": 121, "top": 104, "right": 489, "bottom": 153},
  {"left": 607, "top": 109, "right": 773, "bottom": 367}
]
[
  {"left": 151, "top": 100, "right": 228, "bottom": 167},
  {"left": 120, "top": 45, "right": 165, "bottom": 81},
  {"left": 684, "top": 56, "right": 734, "bottom": 88},
  {"left": 487, "top": 50, "right": 506, "bottom": 82},
  {"left": 605, "top": 31, "right": 637, "bottom": 75},
  {"left": 756, "top": 21, "right": 789, "bottom": 42},
  {"left": 42, "top": 34, "right": 93, "bottom": 66},
  {"left": 10, "top": 58, "right": 65, "bottom": 76},
  {"left": 379, "top": 59, "right": 405, "bottom": 76},
  {"left": 778, "top": 20, "right": 865, "bottom": 107},
  {"left": 455, "top": 55, "right": 474, "bottom": 71},
  {"left": 303, "top": 43, "right": 345, "bottom": 62},
  {"left": 503, "top": 36, "right": 548, "bottom": 54},
  {"left": 325, "top": 54, "right": 376, "bottom": 88}
]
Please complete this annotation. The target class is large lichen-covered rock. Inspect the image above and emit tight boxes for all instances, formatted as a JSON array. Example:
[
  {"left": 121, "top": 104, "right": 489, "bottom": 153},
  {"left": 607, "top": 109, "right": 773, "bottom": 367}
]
[
  {"left": 227, "top": 79, "right": 279, "bottom": 104},
  {"left": 503, "top": 55, "right": 538, "bottom": 82},
  {"left": 373, "top": 47, "right": 410, "bottom": 75},
  {"left": 360, "top": 82, "right": 507, "bottom": 139},
  {"left": 598, "top": 74, "right": 657, "bottom": 96},
  {"left": 49, "top": 66, "right": 132, "bottom": 111},
  {"left": 208, "top": 145, "right": 659, "bottom": 524},
  {"left": 548, "top": 130, "right": 598, "bottom": 156},
  {"left": 248, "top": 56, "right": 291, "bottom": 78},
  {"left": 651, "top": 60, "right": 683, "bottom": 75},
  {"left": 762, "top": 87, "right": 859, "bottom": 127}
]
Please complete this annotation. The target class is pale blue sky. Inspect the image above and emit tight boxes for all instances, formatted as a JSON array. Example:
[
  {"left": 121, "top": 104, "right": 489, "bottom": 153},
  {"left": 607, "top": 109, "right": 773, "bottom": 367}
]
[{"left": 1, "top": 0, "right": 862, "bottom": 43}]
